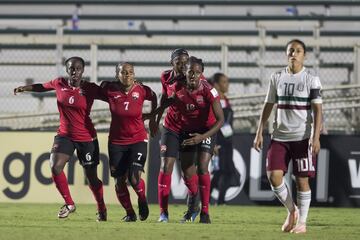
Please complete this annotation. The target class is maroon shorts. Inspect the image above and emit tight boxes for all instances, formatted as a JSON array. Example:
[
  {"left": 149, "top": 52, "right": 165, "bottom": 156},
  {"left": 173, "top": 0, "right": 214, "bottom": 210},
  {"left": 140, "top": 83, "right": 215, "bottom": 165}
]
[{"left": 266, "top": 138, "right": 316, "bottom": 178}]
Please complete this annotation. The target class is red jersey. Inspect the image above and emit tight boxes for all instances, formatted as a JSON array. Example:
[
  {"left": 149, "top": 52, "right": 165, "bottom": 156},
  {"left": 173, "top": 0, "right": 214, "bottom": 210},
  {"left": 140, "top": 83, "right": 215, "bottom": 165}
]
[
  {"left": 42, "top": 77, "right": 98, "bottom": 142},
  {"left": 100, "top": 82, "right": 153, "bottom": 145},
  {"left": 174, "top": 80, "right": 220, "bottom": 133},
  {"left": 161, "top": 70, "right": 185, "bottom": 133}
]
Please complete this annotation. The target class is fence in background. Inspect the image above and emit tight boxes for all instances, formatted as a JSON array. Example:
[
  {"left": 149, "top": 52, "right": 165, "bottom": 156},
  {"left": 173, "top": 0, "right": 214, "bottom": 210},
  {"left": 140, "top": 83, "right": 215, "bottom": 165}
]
[{"left": 0, "top": 36, "right": 360, "bottom": 133}]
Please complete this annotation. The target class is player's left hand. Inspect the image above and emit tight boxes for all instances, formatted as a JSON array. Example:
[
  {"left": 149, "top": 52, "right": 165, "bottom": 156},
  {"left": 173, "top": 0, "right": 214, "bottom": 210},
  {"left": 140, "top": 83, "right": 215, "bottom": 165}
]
[
  {"left": 182, "top": 133, "right": 203, "bottom": 146},
  {"left": 310, "top": 137, "right": 320, "bottom": 155}
]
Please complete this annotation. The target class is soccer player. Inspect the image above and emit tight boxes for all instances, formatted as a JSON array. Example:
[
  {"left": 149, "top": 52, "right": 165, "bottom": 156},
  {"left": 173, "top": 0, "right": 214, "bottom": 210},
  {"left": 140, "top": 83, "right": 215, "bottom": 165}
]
[
  {"left": 154, "top": 48, "right": 191, "bottom": 223},
  {"left": 253, "top": 39, "right": 322, "bottom": 234},
  {"left": 161, "top": 56, "right": 224, "bottom": 223},
  {"left": 208, "top": 73, "right": 240, "bottom": 205},
  {"left": 99, "top": 62, "right": 157, "bottom": 222},
  {"left": 13, "top": 56, "right": 107, "bottom": 221}
]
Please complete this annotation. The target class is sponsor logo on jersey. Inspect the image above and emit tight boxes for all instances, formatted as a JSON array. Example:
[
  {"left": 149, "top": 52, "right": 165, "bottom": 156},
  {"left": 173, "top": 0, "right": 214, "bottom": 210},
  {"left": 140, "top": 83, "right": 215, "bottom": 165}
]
[
  {"left": 177, "top": 93, "right": 184, "bottom": 99},
  {"left": 196, "top": 96, "right": 204, "bottom": 104},
  {"left": 210, "top": 88, "right": 219, "bottom": 97},
  {"left": 132, "top": 91, "right": 139, "bottom": 100},
  {"left": 61, "top": 88, "right": 69, "bottom": 91},
  {"left": 114, "top": 95, "right": 121, "bottom": 99}
]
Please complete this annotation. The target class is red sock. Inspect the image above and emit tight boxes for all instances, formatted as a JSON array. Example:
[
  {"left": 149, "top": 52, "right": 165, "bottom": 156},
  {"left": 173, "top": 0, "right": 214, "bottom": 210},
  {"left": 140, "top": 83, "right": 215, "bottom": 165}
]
[
  {"left": 184, "top": 174, "right": 199, "bottom": 197},
  {"left": 158, "top": 171, "right": 172, "bottom": 213},
  {"left": 52, "top": 171, "right": 74, "bottom": 205},
  {"left": 115, "top": 184, "right": 135, "bottom": 215},
  {"left": 133, "top": 178, "right": 146, "bottom": 202},
  {"left": 89, "top": 180, "right": 106, "bottom": 212},
  {"left": 199, "top": 173, "right": 210, "bottom": 214}
]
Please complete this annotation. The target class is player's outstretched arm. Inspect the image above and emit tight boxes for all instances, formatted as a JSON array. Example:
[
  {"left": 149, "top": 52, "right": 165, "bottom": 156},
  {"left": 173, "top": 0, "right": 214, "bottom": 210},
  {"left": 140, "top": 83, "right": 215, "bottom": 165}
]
[
  {"left": 14, "top": 84, "right": 50, "bottom": 95},
  {"left": 253, "top": 102, "right": 274, "bottom": 151}
]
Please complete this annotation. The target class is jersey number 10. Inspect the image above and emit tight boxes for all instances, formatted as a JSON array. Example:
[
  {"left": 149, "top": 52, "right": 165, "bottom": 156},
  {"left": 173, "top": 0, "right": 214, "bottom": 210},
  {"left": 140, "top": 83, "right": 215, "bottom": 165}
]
[{"left": 284, "top": 83, "right": 295, "bottom": 96}]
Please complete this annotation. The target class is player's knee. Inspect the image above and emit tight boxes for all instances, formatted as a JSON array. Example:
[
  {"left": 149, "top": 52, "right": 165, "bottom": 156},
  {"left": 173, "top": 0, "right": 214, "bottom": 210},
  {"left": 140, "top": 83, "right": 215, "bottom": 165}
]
[
  {"left": 268, "top": 174, "right": 283, "bottom": 187},
  {"left": 51, "top": 165, "right": 63, "bottom": 176},
  {"left": 128, "top": 173, "right": 139, "bottom": 188},
  {"left": 161, "top": 157, "right": 175, "bottom": 174},
  {"left": 197, "top": 164, "right": 209, "bottom": 175},
  {"left": 115, "top": 177, "right": 127, "bottom": 190},
  {"left": 295, "top": 177, "right": 310, "bottom": 191},
  {"left": 197, "top": 168, "right": 209, "bottom": 175}
]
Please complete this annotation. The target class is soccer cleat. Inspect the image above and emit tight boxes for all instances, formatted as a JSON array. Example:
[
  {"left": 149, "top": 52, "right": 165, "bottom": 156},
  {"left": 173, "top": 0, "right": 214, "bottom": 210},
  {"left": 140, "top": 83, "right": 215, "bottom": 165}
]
[
  {"left": 58, "top": 204, "right": 76, "bottom": 218},
  {"left": 199, "top": 212, "right": 211, "bottom": 224},
  {"left": 138, "top": 199, "right": 149, "bottom": 221},
  {"left": 122, "top": 213, "right": 137, "bottom": 222},
  {"left": 290, "top": 223, "right": 307, "bottom": 234},
  {"left": 180, "top": 208, "right": 200, "bottom": 223},
  {"left": 188, "top": 193, "right": 200, "bottom": 212},
  {"left": 281, "top": 206, "right": 298, "bottom": 232},
  {"left": 96, "top": 210, "right": 107, "bottom": 222},
  {"left": 158, "top": 211, "right": 169, "bottom": 223}
]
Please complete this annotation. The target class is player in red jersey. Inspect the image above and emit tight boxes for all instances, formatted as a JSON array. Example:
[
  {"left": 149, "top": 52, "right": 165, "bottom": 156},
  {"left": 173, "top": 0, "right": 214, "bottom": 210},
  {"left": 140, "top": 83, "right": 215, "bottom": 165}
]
[
  {"left": 13, "top": 57, "right": 107, "bottom": 221},
  {"left": 99, "top": 62, "right": 157, "bottom": 222},
  {"left": 172, "top": 56, "right": 224, "bottom": 223},
  {"left": 154, "top": 48, "right": 190, "bottom": 222}
]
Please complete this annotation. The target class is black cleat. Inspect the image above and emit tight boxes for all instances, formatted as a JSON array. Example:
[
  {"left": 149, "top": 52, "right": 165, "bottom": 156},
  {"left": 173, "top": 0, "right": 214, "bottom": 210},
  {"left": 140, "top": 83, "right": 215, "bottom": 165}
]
[
  {"left": 199, "top": 212, "right": 211, "bottom": 224},
  {"left": 187, "top": 193, "right": 200, "bottom": 213},
  {"left": 122, "top": 213, "right": 137, "bottom": 222},
  {"left": 138, "top": 199, "right": 149, "bottom": 221},
  {"left": 180, "top": 208, "right": 200, "bottom": 223},
  {"left": 96, "top": 210, "right": 107, "bottom": 222},
  {"left": 180, "top": 193, "right": 200, "bottom": 223}
]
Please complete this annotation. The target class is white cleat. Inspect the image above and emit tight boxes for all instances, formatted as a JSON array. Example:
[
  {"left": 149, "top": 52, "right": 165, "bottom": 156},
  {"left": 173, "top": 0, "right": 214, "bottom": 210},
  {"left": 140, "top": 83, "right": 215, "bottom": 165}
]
[
  {"left": 290, "top": 223, "right": 307, "bottom": 234},
  {"left": 281, "top": 206, "right": 298, "bottom": 232},
  {"left": 58, "top": 204, "right": 76, "bottom": 218}
]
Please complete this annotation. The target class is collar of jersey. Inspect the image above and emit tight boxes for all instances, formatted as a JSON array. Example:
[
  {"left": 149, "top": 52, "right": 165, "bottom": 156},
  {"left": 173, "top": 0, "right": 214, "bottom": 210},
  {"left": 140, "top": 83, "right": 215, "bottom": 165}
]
[{"left": 286, "top": 66, "right": 305, "bottom": 76}]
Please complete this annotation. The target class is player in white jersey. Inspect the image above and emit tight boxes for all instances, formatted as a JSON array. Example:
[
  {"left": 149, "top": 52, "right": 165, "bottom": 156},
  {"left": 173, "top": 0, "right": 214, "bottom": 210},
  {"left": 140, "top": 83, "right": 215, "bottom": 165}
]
[{"left": 253, "top": 39, "right": 322, "bottom": 234}]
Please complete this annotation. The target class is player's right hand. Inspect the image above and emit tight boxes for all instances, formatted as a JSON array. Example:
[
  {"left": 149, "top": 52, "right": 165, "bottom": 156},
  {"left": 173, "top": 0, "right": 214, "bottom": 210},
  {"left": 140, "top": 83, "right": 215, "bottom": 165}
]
[
  {"left": 253, "top": 134, "right": 263, "bottom": 152},
  {"left": 13, "top": 86, "right": 25, "bottom": 95}
]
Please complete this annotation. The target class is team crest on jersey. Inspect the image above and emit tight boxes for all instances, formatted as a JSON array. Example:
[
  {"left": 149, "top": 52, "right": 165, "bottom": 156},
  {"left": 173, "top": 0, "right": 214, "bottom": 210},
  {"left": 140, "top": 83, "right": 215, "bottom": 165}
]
[
  {"left": 132, "top": 91, "right": 139, "bottom": 100},
  {"left": 297, "top": 83, "right": 305, "bottom": 92},
  {"left": 196, "top": 96, "right": 204, "bottom": 104}
]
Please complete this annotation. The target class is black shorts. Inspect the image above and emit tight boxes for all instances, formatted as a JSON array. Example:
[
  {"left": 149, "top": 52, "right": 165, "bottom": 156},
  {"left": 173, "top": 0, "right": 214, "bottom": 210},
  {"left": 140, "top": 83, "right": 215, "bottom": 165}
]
[
  {"left": 160, "top": 126, "right": 180, "bottom": 158},
  {"left": 179, "top": 133, "right": 216, "bottom": 154},
  {"left": 108, "top": 141, "right": 148, "bottom": 177},
  {"left": 51, "top": 135, "right": 99, "bottom": 168}
]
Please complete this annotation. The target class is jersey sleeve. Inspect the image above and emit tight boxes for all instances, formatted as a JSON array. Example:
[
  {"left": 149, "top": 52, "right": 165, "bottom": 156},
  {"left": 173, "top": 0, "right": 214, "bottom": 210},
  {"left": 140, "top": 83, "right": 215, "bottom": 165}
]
[
  {"left": 207, "top": 87, "right": 220, "bottom": 104},
  {"left": 97, "top": 81, "right": 109, "bottom": 102},
  {"left": 42, "top": 78, "right": 58, "bottom": 90},
  {"left": 264, "top": 73, "right": 277, "bottom": 103},
  {"left": 87, "top": 82, "right": 108, "bottom": 102},
  {"left": 310, "top": 76, "right": 322, "bottom": 104},
  {"left": 160, "top": 72, "right": 167, "bottom": 95}
]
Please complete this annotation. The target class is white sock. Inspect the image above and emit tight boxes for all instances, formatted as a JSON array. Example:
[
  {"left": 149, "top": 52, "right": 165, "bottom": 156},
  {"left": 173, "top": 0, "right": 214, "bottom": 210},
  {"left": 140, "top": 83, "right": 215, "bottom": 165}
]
[
  {"left": 297, "top": 190, "right": 311, "bottom": 224},
  {"left": 271, "top": 180, "right": 295, "bottom": 213}
]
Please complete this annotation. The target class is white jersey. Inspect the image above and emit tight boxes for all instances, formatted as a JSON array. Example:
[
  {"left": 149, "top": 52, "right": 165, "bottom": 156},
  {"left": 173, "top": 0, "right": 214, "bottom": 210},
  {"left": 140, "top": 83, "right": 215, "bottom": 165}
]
[{"left": 265, "top": 67, "right": 322, "bottom": 141}]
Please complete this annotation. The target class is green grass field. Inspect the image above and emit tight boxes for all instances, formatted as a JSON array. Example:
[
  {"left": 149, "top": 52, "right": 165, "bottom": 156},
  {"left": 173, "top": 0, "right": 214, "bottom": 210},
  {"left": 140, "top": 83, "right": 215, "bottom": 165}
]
[{"left": 1, "top": 203, "right": 359, "bottom": 240}]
